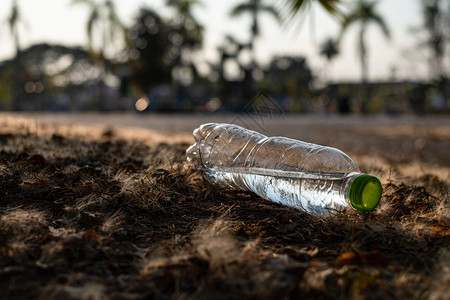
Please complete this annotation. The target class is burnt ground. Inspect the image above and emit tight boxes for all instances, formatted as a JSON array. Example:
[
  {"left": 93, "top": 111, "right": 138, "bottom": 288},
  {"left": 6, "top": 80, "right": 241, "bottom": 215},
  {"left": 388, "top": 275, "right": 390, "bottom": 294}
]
[{"left": 0, "top": 114, "right": 449, "bottom": 299}]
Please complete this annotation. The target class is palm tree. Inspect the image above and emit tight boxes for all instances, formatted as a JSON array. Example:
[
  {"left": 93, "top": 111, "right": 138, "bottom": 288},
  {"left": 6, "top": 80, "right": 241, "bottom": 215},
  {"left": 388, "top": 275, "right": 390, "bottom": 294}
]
[
  {"left": 422, "top": 0, "right": 446, "bottom": 80},
  {"left": 319, "top": 37, "right": 339, "bottom": 83},
  {"left": 338, "top": 0, "right": 390, "bottom": 89},
  {"left": 230, "top": 0, "right": 281, "bottom": 66},
  {"left": 320, "top": 38, "right": 338, "bottom": 61},
  {"left": 72, "top": 0, "right": 125, "bottom": 61},
  {"left": 7, "top": 0, "right": 22, "bottom": 57}
]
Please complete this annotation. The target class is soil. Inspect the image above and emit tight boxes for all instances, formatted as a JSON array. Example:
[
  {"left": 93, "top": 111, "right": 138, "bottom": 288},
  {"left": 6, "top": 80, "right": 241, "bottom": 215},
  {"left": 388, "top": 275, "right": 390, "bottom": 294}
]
[{"left": 0, "top": 113, "right": 449, "bottom": 299}]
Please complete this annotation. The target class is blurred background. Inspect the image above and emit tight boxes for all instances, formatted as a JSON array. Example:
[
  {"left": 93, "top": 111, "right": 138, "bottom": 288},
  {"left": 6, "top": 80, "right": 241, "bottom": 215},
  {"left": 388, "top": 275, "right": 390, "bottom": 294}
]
[{"left": 0, "top": 0, "right": 448, "bottom": 115}]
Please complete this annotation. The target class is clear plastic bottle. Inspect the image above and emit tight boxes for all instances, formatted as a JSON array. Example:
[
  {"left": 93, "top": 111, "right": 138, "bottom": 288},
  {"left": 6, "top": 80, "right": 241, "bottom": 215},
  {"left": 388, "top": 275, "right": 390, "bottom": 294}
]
[{"left": 186, "top": 123, "right": 382, "bottom": 216}]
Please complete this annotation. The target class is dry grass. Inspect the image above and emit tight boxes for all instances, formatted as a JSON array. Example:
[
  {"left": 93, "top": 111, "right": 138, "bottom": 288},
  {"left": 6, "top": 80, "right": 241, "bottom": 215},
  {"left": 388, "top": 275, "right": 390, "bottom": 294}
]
[{"left": 0, "top": 116, "right": 449, "bottom": 300}]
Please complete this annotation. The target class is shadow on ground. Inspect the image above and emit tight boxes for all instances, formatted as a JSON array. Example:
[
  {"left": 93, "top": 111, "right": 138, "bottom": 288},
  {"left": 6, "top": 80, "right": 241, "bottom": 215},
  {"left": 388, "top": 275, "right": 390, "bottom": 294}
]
[{"left": 0, "top": 118, "right": 449, "bottom": 299}]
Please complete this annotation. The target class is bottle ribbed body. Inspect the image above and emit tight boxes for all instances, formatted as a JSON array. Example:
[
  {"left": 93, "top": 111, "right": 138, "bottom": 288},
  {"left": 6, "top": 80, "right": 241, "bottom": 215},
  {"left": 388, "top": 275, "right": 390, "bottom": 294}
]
[{"left": 186, "top": 123, "right": 364, "bottom": 215}]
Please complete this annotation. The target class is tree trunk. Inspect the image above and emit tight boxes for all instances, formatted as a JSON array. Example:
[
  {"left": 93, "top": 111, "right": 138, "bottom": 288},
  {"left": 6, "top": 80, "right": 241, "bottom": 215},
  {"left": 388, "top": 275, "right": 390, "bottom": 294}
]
[
  {"left": 12, "top": 29, "right": 21, "bottom": 111},
  {"left": 359, "top": 27, "right": 369, "bottom": 114}
]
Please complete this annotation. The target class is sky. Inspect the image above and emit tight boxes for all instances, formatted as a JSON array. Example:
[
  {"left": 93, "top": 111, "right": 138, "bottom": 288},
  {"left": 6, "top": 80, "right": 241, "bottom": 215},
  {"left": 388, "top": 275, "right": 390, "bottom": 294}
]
[{"left": 0, "top": 0, "right": 429, "bottom": 82}]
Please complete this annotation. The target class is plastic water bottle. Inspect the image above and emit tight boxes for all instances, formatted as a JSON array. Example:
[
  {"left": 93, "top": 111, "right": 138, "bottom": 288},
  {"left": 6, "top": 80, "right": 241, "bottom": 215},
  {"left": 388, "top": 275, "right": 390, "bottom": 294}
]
[{"left": 186, "top": 123, "right": 382, "bottom": 216}]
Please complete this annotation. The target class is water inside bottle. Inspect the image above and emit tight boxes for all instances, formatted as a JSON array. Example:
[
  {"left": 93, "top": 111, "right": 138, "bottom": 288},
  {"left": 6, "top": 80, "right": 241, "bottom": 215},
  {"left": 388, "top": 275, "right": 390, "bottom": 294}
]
[{"left": 204, "top": 167, "right": 357, "bottom": 215}]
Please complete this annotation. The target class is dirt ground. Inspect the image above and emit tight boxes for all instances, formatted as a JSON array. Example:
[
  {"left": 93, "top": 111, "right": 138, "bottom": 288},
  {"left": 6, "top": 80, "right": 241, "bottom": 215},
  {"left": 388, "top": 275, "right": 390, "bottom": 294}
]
[{"left": 0, "top": 113, "right": 449, "bottom": 299}]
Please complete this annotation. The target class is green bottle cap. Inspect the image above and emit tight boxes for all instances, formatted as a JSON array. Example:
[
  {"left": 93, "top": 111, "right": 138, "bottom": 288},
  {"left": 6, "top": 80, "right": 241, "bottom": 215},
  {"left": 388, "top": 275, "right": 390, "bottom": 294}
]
[{"left": 348, "top": 174, "right": 382, "bottom": 212}]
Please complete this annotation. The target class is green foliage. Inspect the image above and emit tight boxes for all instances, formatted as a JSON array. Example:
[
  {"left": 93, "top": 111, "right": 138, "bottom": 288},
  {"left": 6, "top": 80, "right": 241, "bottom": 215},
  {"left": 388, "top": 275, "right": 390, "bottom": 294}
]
[
  {"left": 263, "top": 56, "right": 313, "bottom": 90},
  {"left": 168, "top": 0, "right": 204, "bottom": 49},
  {"left": 0, "top": 43, "right": 106, "bottom": 109},
  {"left": 128, "top": 5, "right": 205, "bottom": 93},
  {"left": 16, "top": 43, "right": 98, "bottom": 85},
  {"left": 261, "top": 56, "right": 313, "bottom": 112},
  {"left": 127, "top": 9, "right": 176, "bottom": 93},
  {"left": 0, "top": 63, "right": 13, "bottom": 108}
]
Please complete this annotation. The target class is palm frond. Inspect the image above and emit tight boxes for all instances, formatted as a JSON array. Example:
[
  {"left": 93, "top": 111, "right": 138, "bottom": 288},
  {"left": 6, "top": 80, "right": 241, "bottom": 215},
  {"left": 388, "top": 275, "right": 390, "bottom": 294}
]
[
  {"left": 371, "top": 13, "right": 391, "bottom": 39},
  {"left": 230, "top": 3, "right": 253, "bottom": 17},
  {"left": 107, "top": 9, "right": 126, "bottom": 45},
  {"left": 318, "top": 0, "right": 341, "bottom": 15},
  {"left": 86, "top": 9, "right": 99, "bottom": 49},
  {"left": 261, "top": 5, "right": 282, "bottom": 23},
  {"left": 338, "top": 0, "right": 390, "bottom": 42},
  {"left": 278, "top": 0, "right": 343, "bottom": 23},
  {"left": 338, "top": 13, "right": 358, "bottom": 42},
  {"left": 7, "top": 1, "right": 20, "bottom": 34}
]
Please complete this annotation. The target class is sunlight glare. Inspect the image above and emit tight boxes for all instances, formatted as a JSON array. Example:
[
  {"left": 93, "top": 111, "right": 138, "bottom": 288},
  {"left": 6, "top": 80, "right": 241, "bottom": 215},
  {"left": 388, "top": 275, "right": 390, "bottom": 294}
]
[{"left": 135, "top": 97, "right": 149, "bottom": 111}]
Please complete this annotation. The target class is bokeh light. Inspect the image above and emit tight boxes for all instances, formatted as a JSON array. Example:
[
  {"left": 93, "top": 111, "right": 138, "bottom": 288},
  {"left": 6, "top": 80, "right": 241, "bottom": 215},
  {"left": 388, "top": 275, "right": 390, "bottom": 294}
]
[
  {"left": 24, "top": 81, "right": 44, "bottom": 94},
  {"left": 135, "top": 97, "right": 149, "bottom": 112},
  {"left": 205, "top": 98, "right": 221, "bottom": 112}
]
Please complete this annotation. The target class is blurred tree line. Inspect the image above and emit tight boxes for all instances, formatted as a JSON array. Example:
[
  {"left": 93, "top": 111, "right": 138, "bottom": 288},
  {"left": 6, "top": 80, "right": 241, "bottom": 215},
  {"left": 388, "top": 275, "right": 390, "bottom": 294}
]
[{"left": 0, "top": 0, "right": 449, "bottom": 113}]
